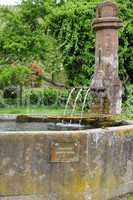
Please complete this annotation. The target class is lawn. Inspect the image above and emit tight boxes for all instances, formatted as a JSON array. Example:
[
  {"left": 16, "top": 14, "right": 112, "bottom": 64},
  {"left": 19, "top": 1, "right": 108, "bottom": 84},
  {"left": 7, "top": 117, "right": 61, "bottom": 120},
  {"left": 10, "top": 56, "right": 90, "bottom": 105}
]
[
  {"left": 0, "top": 106, "right": 132, "bottom": 120},
  {"left": 0, "top": 106, "right": 66, "bottom": 115}
]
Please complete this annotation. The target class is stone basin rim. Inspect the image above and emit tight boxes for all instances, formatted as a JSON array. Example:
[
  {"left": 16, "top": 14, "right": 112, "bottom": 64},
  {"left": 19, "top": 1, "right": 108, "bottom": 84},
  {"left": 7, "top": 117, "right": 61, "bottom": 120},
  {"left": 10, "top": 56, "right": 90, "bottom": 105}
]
[
  {"left": 0, "top": 124, "right": 133, "bottom": 135},
  {"left": 0, "top": 114, "right": 133, "bottom": 134}
]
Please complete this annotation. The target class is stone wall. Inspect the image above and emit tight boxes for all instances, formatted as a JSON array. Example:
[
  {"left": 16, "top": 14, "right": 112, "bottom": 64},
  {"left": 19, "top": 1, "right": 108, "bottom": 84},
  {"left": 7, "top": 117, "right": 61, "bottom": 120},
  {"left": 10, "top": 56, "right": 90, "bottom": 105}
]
[{"left": 0, "top": 125, "right": 133, "bottom": 200}]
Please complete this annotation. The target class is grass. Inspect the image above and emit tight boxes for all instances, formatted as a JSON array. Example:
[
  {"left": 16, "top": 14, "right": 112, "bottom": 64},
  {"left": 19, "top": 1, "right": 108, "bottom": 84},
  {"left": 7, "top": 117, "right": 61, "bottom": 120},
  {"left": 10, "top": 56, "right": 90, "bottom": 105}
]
[
  {"left": 0, "top": 106, "right": 66, "bottom": 115},
  {"left": 114, "top": 112, "right": 133, "bottom": 120},
  {"left": 0, "top": 106, "right": 132, "bottom": 119}
]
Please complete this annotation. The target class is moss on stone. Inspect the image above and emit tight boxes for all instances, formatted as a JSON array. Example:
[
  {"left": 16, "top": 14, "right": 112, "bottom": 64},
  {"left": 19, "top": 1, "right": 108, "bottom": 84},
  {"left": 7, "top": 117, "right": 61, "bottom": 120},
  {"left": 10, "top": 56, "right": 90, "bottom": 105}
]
[{"left": 128, "top": 195, "right": 133, "bottom": 200}]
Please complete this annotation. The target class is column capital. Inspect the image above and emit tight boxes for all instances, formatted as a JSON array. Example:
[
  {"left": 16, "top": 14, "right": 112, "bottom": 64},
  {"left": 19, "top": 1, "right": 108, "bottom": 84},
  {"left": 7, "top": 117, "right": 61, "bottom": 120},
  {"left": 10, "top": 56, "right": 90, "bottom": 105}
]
[{"left": 93, "top": 1, "right": 122, "bottom": 30}]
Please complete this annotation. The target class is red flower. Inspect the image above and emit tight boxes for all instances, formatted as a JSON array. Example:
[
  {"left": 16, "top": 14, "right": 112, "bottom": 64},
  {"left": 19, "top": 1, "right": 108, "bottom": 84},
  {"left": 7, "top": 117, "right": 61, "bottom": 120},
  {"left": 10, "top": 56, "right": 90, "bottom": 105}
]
[{"left": 31, "top": 63, "right": 43, "bottom": 75}]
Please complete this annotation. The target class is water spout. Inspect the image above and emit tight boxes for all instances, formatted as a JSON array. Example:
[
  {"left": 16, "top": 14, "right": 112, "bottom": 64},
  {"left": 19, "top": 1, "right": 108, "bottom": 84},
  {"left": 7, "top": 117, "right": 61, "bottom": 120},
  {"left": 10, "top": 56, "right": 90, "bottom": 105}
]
[
  {"left": 64, "top": 88, "right": 75, "bottom": 116},
  {"left": 16, "top": 86, "right": 20, "bottom": 108},
  {"left": 80, "top": 88, "right": 90, "bottom": 123},
  {"left": 71, "top": 88, "right": 83, "bottom": 117}
]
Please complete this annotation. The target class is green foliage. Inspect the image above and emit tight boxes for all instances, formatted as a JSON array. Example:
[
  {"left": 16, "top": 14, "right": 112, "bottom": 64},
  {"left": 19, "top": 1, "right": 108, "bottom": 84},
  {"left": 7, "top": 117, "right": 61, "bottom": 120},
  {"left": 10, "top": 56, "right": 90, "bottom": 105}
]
[
  {"left": 123, "top": 84, "right": 133, "bottom": 114},
  {"left": 23, "top": 87, "right": 68, "bottom": 106},
  {"left": 0, "top": 91, "right": 6, "bottom": 108},
  {"left": 49, "top": 0, "right": 99, "bottom": 86},
  {"left": 117, "top": 0, "right": 133, "bottom": 82},
  {"left": 49, "top": 0, "right": 133, "bottom": 85},
  {"left": 0, "top": 4, "right": 48, "bottom": 63},
  {"left": 0, "top": 0, "right": 63, "bottom": 75},
  {"left": 0, "top": 86, "right": 69, "bottom": 108},
  {"left": 0, "top": 64, "right": 31, "bottom": 88},
  {"left": 0, "top": 0, "right": 132, "bottom": 87}
]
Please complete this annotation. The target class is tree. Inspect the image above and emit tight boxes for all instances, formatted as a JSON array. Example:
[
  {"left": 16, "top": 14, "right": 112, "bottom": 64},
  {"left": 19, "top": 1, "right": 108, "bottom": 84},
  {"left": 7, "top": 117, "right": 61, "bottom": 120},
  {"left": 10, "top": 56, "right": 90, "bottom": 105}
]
[
  {"left": 48, "top": 0, "right": 98, "bottom": 86},
  {"left": 48, "top": 0, "right": 133, "bottom": 86},
  {"left": 0, "top": 0, "right": 132, "bottom": 87},
  {"left": 0, "top": 64, "right": 31, "bottom": 104},
  {"left": 0, "top": 2, "right": 49, "bottom": 64},
  {"left": 117, "top": 0, "right": 133, "bottom": 83},
  {"left": 0, "top": 0, "right": 65, "bottom": 87}
]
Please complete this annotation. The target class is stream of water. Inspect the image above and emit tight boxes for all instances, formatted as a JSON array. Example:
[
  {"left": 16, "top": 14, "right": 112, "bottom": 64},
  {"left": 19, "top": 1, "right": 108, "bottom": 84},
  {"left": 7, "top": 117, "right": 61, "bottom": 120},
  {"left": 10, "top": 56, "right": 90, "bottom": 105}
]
[
  {"left": 71, "top": 88, "right": 83, "bottom": 117},
  {"left": 63, "top": 88, "right": 75, "bottom": 116},
  {"left": 80, "top": 88, "right": 90, "bottom": 123}
]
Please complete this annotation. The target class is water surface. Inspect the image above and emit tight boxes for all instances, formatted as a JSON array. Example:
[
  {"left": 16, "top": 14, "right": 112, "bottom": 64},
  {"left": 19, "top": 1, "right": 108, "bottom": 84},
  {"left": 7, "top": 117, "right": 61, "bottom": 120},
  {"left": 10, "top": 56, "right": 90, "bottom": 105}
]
[{"left": 0, "top": 121, "right": 91, "bottom": 132}]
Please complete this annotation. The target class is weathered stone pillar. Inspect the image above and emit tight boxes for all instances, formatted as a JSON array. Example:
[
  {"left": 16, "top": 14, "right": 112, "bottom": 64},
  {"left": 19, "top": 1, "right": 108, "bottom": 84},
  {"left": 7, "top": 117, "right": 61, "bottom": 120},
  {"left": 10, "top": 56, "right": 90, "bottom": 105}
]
[{"left": 90, "top": 1, "right": 123, "bottom": 115}]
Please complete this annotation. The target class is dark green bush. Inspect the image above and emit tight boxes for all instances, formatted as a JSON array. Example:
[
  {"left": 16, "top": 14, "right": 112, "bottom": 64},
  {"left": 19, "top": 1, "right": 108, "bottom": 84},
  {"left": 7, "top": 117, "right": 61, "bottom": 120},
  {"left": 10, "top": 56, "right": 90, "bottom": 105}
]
[
  {"left": 3, "top": 86, "right": 18, "bottom": 99},
  {"left": 4, "top": 98, "right": 17, "bottom": 106},
  {"left": 0, "top": 99, "right": 6, "bottom": 108},
  {"left": 122, "top": 84, "right": 133, "bottom": 113},
  {"left": 23, "top": 87, "right": 69, "bottom": 107},
  {"left": 43, "top": 89, "right": 58, "bottom": 105}
]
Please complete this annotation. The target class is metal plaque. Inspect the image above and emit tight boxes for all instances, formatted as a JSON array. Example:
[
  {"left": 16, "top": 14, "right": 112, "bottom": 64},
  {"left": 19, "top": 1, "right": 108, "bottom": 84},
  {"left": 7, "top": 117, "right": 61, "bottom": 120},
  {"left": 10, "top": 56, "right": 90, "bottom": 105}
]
[{"left": 50, "top": 141, "right": 80, "bottom": 162}]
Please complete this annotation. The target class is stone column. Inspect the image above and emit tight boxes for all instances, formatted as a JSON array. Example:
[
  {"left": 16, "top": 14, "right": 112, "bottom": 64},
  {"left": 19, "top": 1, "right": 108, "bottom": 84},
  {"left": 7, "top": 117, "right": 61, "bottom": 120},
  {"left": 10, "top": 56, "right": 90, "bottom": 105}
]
[{"left": 90, "top": 1, "right": 123, "bottom": 115}]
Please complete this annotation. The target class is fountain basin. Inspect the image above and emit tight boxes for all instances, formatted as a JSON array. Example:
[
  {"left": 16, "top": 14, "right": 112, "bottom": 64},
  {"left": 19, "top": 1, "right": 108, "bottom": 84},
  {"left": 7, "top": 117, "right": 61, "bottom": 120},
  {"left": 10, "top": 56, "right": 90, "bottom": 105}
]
[
  {"left": 0, "top": 114, "right": 130, "bottom": 131},
  {"left": 0, "top": 114, "right": 132, "bottom": 200}
]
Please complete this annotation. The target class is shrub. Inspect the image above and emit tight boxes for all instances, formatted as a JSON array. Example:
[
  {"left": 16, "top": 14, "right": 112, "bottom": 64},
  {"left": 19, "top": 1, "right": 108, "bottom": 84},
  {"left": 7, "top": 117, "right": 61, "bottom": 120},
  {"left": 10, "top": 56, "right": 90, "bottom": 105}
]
[
  {"left": 0, "top": 90, "right": 6, "bottom": 108},
  {"left": 3, "top": 86, "right": 18, "bottom": 99},
  {"left": 0, "top": 64, "right": 31, "bottom": 89},
  {"left": 122, "top": 84, "right": 133, "bottom": 113},
  {"left": 22, "top": 87, "right": 69, "bottom": 107}
]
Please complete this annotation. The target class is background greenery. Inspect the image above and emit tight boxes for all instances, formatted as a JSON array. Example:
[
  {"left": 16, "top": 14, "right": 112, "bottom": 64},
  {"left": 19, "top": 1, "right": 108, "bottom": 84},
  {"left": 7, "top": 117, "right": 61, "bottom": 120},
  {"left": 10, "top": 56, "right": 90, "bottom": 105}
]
[
  {"left": 0, "top": 0, "right": 132, "bottom": 85},
  {"left": 0, "top": 0, "right": 132, "bottom": 114}
]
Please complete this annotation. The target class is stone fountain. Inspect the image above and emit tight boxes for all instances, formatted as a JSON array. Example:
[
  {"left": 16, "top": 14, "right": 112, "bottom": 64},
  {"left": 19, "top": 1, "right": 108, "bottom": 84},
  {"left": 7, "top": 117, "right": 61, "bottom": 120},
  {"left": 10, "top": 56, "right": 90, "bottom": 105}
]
[
  {"left": 0, "top": 2, "right": 132, "bottom": 200},
  {"left": 90, "top": 1, "right": 122, "bottom": 115}
]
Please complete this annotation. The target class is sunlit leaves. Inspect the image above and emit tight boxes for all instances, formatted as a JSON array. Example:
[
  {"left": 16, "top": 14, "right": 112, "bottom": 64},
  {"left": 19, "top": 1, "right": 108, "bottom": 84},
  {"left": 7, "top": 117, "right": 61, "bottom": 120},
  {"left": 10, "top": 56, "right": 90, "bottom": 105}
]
[{"left": 0, "top": 0, "right": 132, "bottom": 87}]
